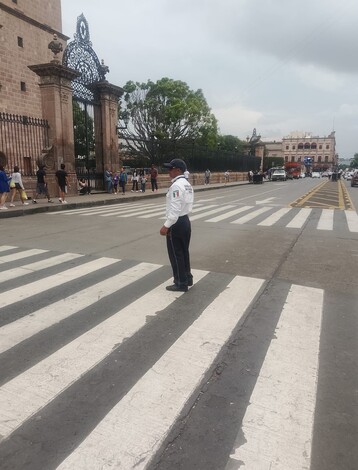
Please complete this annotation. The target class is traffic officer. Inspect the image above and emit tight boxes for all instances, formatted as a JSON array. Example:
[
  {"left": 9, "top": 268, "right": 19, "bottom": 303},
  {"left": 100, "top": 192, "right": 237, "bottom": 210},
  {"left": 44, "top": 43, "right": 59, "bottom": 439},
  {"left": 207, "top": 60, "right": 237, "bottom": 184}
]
[{"left": 160, "top": 158, "right": 194, "bottom": 292}]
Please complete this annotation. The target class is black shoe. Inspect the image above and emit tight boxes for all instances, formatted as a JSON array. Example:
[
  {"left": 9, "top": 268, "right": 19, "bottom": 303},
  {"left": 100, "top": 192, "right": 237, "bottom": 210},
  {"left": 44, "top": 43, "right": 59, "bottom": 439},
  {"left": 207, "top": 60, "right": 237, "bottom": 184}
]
[
  {"left": 166, "top": 284, "right": 188, "bottom": 292},
  {"left": 187, "top": 277, "right": 193, "bottom": 287}
]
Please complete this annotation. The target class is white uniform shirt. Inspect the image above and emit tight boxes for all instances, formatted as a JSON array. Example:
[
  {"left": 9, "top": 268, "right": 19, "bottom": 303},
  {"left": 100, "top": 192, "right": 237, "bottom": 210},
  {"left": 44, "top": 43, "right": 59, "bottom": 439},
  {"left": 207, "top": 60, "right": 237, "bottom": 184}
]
[{"left": 164, "top": 175, "right": 194, "bottom": 228}]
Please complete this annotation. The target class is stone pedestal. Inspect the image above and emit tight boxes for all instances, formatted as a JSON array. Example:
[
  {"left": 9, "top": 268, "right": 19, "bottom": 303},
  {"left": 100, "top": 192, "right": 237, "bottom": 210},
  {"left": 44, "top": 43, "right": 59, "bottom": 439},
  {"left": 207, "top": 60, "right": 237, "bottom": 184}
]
[
  {"left": 28, "top": 61, "right": 80, "bottom": 196},
  {"left": 90, "top": 81, "right": 123, "bottom": 174}
]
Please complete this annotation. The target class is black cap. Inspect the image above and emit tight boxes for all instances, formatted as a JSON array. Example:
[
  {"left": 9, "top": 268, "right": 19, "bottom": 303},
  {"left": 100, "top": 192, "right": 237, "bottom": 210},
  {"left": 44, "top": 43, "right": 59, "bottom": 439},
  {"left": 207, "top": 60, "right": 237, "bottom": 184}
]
[{"left": 163, "top": 158, "right": 187, "bottom": 172}]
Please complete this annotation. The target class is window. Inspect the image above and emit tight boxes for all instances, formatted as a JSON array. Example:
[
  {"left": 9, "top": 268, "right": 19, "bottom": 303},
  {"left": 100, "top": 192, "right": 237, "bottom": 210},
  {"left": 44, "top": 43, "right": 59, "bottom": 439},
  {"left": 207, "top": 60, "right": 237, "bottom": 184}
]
[
  {"left": 311, "top": 143, "right": 317, "bottom": 149},
  {"left": 20, "top": 81, "right": 26, "bottom": 91},
  {"left": 17, "top": 36, "right": 23, "bottom": 47},
  {"left": 298, "top": 143, "right": 303, "bottom": 149},
  {"left": 319, "top": 145, "right": 322, "bottom": 149},
  {"left": 304, "top": 142, "right": 310, "bottom": 149},
  {"left": 318, "top": 156, "right": 322, "bottom": 162},
  {"left": 325, "top": 156, "right": 329, "bottom": 162},
  {"left": 291, "top": 156, "right": 295, "bottom": 162},
  {"left": 297, "top": 156, "right": 301, "bottom": 162},
  {"left": 292, "top": 145, "right": 296, "bottom": 150},
  {"left": 285, "top": 156, "right": 288, "bottom": 162},
  {"left": 286, "top": 145, "right": 289, "bottom": 150},
  {"left": 326, "top": 145, "right": 329, "bottom": 149}
]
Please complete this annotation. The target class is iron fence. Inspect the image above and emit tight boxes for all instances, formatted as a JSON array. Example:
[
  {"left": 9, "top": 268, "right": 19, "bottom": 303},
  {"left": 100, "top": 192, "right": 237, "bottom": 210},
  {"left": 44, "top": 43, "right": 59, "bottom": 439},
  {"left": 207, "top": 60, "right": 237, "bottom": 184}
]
[
  {"left": 0, "top": 113, "right": 50, "bottom": 175},
  {"left": 119, "top": 136, "right": 261, "bottom": 172}
]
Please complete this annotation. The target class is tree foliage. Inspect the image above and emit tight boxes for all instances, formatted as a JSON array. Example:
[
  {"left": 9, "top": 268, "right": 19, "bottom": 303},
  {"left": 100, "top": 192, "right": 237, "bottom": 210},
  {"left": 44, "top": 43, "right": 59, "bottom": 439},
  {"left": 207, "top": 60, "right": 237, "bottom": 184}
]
[
  {"left": 119, "top": 78, "right": 218, "bottom": 163},
  {"left": 73, "top": 102, "right": 95, "bottom": 166},
  {"left": 217, "top": 135, "right": 245, "bottom": 153},
  {"left": 350, "top": 153, "right": 358, "bottom": 168}
]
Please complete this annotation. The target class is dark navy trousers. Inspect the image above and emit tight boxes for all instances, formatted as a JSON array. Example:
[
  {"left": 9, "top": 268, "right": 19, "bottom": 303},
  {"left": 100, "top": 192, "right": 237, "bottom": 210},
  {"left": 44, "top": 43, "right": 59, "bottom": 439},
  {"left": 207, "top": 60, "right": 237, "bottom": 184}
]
[{"left": 166, "top": 215, "right": 192, "bottom": 287}]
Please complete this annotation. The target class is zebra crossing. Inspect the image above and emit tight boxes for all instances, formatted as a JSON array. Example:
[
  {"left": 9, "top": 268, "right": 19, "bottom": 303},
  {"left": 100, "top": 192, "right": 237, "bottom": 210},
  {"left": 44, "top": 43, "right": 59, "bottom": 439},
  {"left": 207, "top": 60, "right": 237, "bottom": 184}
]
[
  {"left": 0, "top": 245, "right": 326, "bottom": 469},
  {"left": 47, "top": 200, "right": 358, "bottom": 232}
]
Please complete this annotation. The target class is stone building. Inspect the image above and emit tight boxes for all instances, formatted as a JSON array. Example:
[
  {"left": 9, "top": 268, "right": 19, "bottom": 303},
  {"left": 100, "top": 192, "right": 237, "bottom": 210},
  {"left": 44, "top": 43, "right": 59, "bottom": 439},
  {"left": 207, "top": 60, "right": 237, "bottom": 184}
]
[
  {"left": 0, "top": 0, "right": 66, "bottom": 116},
  {"left": 282, "top": 131, "right": 337, "bottom": 170},
  {"left": 0, "top": 1, "right": 122, "bottom": 196},
  {"left": 245, "top": 129, "right": 337, "bottom": 172},
  {"left": 264, "top": 141, "right": 283, "bottom": 162}
]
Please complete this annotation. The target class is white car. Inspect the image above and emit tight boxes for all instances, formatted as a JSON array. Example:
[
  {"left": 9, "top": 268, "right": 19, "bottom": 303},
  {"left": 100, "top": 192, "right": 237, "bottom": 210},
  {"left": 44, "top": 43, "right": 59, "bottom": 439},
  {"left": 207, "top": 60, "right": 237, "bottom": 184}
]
[
  {"left": 311, "top": 172, "right": 321, "bottom": 178},
  {"left": 271, "top": 169, "right": 287, "bottom": 181}
]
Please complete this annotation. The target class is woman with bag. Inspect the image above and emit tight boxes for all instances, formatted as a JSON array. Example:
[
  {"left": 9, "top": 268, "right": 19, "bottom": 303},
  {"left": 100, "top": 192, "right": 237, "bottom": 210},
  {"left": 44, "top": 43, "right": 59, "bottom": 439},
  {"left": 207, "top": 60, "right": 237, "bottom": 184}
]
[
  {"left": 0, "top": 165, "right": 11, "bottom": 210},
  {"left": 9, "top": 166, "right": 29, "bottom": 206}
]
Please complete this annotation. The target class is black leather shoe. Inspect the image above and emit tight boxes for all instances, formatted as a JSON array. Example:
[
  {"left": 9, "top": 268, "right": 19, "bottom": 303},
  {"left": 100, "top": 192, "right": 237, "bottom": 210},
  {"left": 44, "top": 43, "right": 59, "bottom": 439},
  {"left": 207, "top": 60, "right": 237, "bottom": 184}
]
[{"left": 166, "top": 284, "right": 188, "bottom": 292}]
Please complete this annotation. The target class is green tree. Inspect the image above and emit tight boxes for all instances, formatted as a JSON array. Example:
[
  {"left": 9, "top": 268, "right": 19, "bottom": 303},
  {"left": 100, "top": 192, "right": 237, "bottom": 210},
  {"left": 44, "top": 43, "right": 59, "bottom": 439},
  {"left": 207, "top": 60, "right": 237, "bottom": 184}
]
[
  {"left": 73, "top": 102, "right": 95, "bottom": 167},
  {"left": 350, "top": 153, "right": 358, "bottom": 168},
  {"left": 217, "top": 135, "right": 245, "bottom": 153},
  {"left": 119, "top": 78, "right": 218, "bottom": 163}
]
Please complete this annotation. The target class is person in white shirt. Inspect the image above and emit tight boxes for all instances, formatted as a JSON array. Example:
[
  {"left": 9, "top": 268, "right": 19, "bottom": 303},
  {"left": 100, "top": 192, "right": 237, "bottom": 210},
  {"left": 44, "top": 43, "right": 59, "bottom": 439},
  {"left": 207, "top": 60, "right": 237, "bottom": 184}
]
[
  {"left": 9, "top": 166, "right": 29, "bottom": 206},
  {"left": 160, "top": 158, "right": 194, "bottom": 292}
]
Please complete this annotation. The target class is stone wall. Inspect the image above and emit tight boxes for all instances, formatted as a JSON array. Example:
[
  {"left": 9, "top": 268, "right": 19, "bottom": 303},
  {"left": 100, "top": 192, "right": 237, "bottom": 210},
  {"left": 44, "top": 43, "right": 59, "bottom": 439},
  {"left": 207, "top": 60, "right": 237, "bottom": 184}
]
[
  {"left": 155, "top": 171, "right": 248, "bottom": 189},
  {"left": 0, "top": 0, "right": 65, "bottom": 116}
]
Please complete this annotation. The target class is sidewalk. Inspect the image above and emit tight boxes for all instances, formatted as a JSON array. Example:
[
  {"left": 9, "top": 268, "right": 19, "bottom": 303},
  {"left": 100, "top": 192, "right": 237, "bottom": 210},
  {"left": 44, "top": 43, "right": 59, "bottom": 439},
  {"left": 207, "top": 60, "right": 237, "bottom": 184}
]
[{"left": 0, "top": 181, "right": 248, "bottom": 219}]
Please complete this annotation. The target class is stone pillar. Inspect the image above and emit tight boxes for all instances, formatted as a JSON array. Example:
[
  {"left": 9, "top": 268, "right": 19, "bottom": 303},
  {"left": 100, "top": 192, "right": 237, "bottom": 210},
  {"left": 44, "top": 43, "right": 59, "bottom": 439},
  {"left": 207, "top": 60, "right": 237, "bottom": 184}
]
[
  {"left": 28, "top": 62, "right": 80, "bottom": 196},
  {"left": 91, "top": 81, "right": 123, "bottom": 174}
]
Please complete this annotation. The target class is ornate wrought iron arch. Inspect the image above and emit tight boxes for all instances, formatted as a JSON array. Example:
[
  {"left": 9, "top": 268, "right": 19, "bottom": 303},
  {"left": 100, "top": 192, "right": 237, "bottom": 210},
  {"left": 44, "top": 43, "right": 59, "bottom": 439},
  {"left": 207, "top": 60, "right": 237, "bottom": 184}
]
[{"left": 62, "top": 14, "right": 108, "bottom": 102}]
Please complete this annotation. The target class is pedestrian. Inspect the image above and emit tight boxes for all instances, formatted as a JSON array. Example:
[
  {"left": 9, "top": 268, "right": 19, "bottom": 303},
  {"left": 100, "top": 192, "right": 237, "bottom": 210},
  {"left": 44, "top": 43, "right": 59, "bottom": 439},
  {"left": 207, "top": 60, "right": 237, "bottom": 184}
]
[
  {"left": 104, "top": 168, "right": 112, "bottom": 193},
  {"left": 140, "top": 172, "right": 147, "bottom": 192},
  {"left": 160, "top": 158, "right": 194, "bottom": 292},
  {"left": 224, "top": 170, "right": 229, "bottom": 184},
  {"left": 119, "top": 167, "right": 127, "bottom": 195},
  {"left": 55, "top": 163, "right": 69, "bottom": 203},
  {"left": 32, "top": 164, "right": 53, "bottom": 203},
  {"left": 150, "top": 164, "right": 158, "bottom": 192},
  {"left": 78, "top": 178, "right": 91, "bottom": 194},
  {"left": 112, "top": 172, "right": 119, "bottom": 194},
  {"left": 204, "top": 168, "right": 211, "bottom": 185},
  {"left": 131, "top": 169, "right": 139, "bottom": 192},
  {"left": 0, "top": 164, "right": 11, "bottom": 210},
  {"left": 9, "top": 166, "right": 29, "bottom": 206}
]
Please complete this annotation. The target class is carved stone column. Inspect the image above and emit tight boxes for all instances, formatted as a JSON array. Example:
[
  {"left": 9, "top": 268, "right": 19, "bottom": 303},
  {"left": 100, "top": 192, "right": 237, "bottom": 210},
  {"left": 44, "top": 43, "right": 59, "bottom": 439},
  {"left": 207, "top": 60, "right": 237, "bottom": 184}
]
[
  {"left": 91, "top": 81, "right": 123, "bottom": 174},
  {"left": 28, "top": 62, "right": 80, "bottom": 196}
]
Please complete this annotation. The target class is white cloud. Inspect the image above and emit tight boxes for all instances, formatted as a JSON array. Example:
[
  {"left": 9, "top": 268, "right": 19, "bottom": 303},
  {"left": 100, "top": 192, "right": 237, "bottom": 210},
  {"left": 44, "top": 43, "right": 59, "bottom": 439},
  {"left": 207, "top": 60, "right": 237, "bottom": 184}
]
[{"left": 61, "top": 0, "right": 358, "bottom": 157}]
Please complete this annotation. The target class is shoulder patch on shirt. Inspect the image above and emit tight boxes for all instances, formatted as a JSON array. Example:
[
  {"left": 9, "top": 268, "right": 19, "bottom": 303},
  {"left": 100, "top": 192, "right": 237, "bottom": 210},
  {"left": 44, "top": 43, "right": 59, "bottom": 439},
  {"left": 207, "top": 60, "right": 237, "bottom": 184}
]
[{"left": 172, "top": 190, "right": 180, "bottom": 198}]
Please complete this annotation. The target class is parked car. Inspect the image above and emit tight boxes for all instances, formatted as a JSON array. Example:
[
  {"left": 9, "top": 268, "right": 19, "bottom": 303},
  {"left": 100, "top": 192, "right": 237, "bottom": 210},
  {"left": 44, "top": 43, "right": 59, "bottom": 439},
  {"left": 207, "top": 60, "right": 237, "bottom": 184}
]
[
  {"left": 311, "top": 172, "right": 321, "bottom": 178},
  {"left": 351, "top": 170, "right": 358, "bottom": 187},
  {"left": 271, "top": 169, "right": 287, "bottom": 181}
]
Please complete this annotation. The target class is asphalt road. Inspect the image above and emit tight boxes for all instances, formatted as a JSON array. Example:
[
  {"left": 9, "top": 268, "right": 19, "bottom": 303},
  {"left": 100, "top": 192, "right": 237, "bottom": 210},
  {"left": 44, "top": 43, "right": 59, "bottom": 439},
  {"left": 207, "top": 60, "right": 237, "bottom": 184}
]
[{"left": 0, "top": 177, "right": 357, "bottom": 469}]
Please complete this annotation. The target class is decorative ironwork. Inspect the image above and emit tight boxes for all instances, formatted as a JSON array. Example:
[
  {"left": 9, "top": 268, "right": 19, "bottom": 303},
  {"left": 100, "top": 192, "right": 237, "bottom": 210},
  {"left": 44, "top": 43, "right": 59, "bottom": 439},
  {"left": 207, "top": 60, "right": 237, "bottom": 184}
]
[
  {"left": 0, "top": 113, "right": 50, "bottom": 175},
  {"left": 62, "top": 14, "right": 107, "bottom": 102}
]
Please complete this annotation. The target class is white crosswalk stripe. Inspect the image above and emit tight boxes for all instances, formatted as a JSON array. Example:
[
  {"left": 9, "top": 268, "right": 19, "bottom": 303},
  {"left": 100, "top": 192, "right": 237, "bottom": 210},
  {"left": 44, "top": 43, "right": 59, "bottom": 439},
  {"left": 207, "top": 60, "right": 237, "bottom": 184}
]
[
  {"left": 0, "top": 245, "right": 334, "bottom": 469},
  {"left": 46, "top": 202, "right": 358, "bottom": 232},
  {"left": 227, "top": 284, "right": 323, "bottom": 470}
]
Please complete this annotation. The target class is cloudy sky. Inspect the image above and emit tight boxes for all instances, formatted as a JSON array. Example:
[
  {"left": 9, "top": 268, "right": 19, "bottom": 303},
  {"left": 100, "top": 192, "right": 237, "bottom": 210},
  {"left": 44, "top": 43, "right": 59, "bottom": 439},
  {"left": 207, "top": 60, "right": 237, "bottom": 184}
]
[{"left": 61, "top": 0, "right": 358, "bottom": 159}]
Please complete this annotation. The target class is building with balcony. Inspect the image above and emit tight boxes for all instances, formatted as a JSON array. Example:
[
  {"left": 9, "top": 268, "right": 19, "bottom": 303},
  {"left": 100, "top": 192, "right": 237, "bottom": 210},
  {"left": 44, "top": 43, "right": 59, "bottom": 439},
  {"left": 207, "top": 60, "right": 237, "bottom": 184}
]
[{"left": 282, "top": 131, "right": 337, "bottom": 171}]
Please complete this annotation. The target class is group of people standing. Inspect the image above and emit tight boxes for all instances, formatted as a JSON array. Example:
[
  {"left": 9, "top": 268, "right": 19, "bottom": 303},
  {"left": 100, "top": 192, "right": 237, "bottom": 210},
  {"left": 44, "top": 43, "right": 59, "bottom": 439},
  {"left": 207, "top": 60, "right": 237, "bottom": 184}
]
[{"left": 104, "top": 164, "right": 159, "bottom": 195}]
